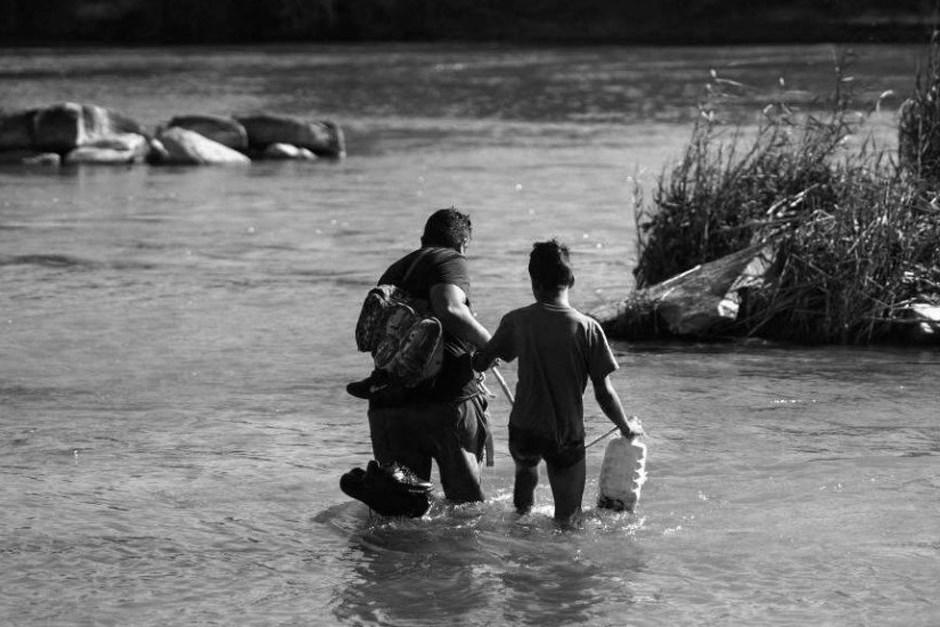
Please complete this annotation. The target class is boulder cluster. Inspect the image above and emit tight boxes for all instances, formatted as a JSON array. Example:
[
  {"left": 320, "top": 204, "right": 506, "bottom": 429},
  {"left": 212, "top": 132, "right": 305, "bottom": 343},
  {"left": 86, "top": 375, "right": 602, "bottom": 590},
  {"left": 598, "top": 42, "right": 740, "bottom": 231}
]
[{"left": 0, "top": 102, "right": 345, "bottom": 167}]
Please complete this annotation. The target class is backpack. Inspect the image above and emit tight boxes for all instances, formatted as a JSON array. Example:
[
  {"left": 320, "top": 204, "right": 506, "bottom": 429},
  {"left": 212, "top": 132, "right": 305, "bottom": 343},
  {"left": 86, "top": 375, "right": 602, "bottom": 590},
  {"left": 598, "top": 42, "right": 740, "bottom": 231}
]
[{"left": 355, "top": 251, "right": 446, "bottom": 388}]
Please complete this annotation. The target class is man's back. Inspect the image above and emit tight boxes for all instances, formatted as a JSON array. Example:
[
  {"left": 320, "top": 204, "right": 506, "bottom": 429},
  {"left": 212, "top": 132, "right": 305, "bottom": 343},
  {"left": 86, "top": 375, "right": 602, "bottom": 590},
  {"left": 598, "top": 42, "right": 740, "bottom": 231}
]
[
  {"left": 379, "top": 247, "right": 469, "bottom": 302},
  {"left": 378, "top": 246, "right": 478, "bottom": 402},
  {"left": 363, "top": 207, "right": 491, "bottom": 506}
]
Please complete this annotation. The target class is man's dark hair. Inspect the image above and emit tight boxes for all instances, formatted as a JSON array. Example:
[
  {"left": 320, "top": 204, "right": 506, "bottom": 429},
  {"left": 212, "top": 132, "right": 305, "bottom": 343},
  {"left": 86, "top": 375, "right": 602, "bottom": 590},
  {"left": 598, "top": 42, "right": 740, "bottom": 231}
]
[
  {"left": 528, "top": 239, "right": 575, "bottom": 290},
  {"left": 421, "top": 207, "right": 472, "bottom": 250}
]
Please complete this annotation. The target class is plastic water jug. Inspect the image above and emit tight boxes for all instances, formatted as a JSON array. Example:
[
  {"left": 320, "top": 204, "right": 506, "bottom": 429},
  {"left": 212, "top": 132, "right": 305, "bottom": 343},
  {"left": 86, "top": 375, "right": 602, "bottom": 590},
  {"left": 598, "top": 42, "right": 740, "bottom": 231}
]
[{"left": 597, "top": 434, "right": 647, "bottom": 513}]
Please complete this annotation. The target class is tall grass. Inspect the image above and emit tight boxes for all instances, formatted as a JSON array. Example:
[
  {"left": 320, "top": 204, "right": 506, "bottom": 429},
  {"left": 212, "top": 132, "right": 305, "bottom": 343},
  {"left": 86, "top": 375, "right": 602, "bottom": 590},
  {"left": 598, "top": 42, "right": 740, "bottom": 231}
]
[
  {"left": 633, "top": 49, "right": 940, "bottom": 344},
  {"left": 632, "top": 114, "right": 847, "bottom": 289},
  {"left": 739, "top": 169, "right": 940, "bottom": 343},
  {"left": 898, "top": 33, "right": 940, "bottom": 183}
]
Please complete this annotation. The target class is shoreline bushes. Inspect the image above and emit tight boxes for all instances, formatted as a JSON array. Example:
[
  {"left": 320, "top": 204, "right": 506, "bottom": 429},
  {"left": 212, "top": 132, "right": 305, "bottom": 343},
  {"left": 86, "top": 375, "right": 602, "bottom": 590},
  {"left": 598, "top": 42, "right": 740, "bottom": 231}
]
[{"left": 630, "top": 47, "right": 940, "bottom": 345}]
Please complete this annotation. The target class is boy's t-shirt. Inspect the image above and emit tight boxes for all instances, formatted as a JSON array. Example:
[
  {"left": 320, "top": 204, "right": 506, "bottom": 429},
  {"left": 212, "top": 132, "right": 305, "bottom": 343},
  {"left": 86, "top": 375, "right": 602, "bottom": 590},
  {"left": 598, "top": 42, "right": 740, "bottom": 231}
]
[{"left": 486, "top": 302, "right": 619, "bottom": 444}]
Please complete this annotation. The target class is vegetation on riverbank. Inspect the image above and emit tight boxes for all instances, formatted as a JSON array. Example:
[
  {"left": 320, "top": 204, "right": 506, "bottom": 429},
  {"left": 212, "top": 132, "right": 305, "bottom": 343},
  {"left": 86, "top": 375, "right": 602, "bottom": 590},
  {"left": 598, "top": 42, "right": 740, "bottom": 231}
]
[
  {"left": 629, "top": 46, "right": 940, "bottom": 345},
  {"left": 0, "top": 0, "right": 936, "bottom": 45}
]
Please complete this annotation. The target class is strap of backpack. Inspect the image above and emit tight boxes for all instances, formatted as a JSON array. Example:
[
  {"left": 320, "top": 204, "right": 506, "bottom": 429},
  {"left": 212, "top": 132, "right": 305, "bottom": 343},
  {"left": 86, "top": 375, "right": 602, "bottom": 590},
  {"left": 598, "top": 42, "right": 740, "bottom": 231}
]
[
  {"left": 400, "top": 249, "right": 432, "bottom": 286},
  {"left": 399, "top": 247, "right": 461, "bottom": 290}
]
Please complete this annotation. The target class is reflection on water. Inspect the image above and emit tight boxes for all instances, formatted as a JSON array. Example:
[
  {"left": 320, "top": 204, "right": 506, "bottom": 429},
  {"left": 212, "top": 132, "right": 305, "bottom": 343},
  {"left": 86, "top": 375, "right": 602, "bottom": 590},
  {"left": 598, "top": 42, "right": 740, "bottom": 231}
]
[{"left": 322, "top": 499, "right": 647, "bottom": 626}]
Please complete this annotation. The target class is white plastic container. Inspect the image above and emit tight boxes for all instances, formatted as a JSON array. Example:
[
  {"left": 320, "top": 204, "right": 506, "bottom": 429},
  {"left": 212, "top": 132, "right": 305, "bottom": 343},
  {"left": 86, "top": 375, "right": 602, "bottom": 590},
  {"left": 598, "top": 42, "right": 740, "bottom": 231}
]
[{"left": 597, "top": 434, "right": 647, "bottom": 513}]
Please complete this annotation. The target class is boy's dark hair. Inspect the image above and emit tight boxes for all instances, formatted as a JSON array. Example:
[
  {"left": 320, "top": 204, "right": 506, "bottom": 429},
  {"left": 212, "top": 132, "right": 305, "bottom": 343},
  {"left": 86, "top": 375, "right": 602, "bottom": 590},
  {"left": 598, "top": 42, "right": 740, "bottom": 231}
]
[
  {"left": 421, "top": 207, "right": 472, "bottom": 250},
  {"left": 528, "top": 239, "right": 575, "bottom": 290}
]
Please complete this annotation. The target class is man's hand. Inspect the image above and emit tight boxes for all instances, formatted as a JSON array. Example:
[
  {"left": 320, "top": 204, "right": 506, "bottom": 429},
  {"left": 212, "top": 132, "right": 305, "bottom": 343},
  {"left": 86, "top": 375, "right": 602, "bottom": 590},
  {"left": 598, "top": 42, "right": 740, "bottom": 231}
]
[{"left": 472, "top": 352, "right": 502, "bottom": 372}]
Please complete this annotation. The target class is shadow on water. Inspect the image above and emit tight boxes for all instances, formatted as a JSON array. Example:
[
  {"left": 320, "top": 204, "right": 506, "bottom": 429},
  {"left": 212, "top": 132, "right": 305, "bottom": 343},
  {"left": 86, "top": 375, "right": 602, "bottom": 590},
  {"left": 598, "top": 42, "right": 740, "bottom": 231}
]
[{"left": 314, "top": 496, "right": 647, "bottom": 626}]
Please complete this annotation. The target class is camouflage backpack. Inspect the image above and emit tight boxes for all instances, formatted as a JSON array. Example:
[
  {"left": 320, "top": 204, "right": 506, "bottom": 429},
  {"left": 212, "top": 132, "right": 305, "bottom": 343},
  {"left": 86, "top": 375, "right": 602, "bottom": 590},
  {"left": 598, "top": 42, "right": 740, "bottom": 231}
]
[{"left": 355, "top": 251, "right": 447, "bottom": 388}]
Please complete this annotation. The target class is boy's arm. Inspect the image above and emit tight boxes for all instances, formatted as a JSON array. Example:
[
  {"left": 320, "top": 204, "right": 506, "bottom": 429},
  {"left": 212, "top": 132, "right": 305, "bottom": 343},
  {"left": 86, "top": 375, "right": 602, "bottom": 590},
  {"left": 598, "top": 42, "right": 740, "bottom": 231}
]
[
  {"left": 591, "top": 373, "right": 641, "bottom": 437},
  {"left": 471, "top": 317, "right": 512, "bottom": 372}
]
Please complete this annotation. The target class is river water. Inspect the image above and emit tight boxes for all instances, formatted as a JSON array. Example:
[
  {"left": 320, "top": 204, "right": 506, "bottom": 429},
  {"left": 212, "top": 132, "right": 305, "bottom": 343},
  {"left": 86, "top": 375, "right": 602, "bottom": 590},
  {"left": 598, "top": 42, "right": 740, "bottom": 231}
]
[{"left": 1, "top": 44, "right": 938, "bottom": 626}]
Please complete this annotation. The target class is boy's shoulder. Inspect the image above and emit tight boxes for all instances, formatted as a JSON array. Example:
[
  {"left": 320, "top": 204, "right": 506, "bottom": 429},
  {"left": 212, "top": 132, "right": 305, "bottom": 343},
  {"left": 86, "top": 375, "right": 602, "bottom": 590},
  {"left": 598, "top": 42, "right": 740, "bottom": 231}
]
[
  {"left": 557, "top": 304, "right": 608, "bottom": 338},
  {"left": 503, "top": 301, "right": 556, "bottom": 320},
  {"left": 505, "top": 302, "right": 597, "bottom": 325},
  {"left": 503, "top": 302, "right": 539, "bottom": 317}
]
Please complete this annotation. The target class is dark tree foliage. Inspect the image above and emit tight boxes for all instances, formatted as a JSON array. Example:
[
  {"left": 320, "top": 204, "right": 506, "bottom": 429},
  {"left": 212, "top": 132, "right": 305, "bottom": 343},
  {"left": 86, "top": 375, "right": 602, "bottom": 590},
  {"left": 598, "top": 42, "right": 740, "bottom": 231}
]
[{"left": 0, "top": 0, "right": 936, "bottom": 44}]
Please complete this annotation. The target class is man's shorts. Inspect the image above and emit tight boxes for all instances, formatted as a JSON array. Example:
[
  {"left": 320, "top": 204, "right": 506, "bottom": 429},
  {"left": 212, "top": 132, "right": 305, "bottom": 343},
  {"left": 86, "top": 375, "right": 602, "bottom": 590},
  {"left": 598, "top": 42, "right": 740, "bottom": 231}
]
[
  {"left": 368, "top": 394, "right": 489, "bottom": 503},
  {"left": 508, "top": 425, "right": 585, "bottom": 470}
]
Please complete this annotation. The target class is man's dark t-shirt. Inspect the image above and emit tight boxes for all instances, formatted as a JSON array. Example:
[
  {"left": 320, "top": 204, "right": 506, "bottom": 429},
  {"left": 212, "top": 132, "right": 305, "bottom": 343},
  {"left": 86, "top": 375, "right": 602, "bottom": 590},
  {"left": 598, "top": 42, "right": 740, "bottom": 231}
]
[{"left": 377, "top": 246, "right": 478, "bottom": 402}]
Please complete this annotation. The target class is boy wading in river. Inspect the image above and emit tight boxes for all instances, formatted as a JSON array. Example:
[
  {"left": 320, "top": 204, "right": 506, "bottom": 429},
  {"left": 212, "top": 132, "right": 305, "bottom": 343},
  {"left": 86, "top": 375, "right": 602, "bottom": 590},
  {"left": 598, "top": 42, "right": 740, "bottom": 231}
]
[{"left": 473, "top": 239, "right": 638, "bottom": 527}]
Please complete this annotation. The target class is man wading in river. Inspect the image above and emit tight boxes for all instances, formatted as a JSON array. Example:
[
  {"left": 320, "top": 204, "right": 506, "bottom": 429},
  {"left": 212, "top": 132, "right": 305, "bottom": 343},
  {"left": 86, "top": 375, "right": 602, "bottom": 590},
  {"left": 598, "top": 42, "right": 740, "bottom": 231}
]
[{"left": 351, "top": 208, "right": 493, "bottom": 506}]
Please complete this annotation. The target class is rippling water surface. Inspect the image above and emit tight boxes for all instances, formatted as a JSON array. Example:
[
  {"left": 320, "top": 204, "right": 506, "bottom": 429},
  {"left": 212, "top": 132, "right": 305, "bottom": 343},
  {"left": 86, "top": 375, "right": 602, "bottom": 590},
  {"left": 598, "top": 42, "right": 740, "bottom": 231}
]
[{"left": 1, "top": 43, "right": 938, "bottom": 626}]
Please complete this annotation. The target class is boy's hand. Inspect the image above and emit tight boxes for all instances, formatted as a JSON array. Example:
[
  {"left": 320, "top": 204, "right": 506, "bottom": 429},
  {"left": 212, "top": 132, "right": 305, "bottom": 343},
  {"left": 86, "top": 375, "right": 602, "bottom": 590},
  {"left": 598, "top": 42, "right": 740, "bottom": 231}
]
[{"left": 622, "top": 416, "right": 644, "bottom": 438}]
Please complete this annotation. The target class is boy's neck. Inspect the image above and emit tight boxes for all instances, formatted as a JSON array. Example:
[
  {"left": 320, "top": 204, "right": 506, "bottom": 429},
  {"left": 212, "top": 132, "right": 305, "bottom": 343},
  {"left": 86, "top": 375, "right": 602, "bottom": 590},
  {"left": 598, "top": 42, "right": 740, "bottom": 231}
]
[{"left": 534, "top": 286, "right": 570, "bottom": 308}]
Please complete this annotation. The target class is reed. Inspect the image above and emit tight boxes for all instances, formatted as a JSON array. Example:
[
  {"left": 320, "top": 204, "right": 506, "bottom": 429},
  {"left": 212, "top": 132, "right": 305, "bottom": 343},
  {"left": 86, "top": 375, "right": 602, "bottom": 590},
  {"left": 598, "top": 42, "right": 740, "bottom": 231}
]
[
  {"left": 634, "top": 50, "right": 940, "bottom": 344},
  {"left": 738, "top": 168, "right": 940, "bottom": 343},
  {"left": 633, "top": 114, "right": 847, "bottom": 289},
  {"left": 898, "top": 32, "right": 940, "bottom": 183}
]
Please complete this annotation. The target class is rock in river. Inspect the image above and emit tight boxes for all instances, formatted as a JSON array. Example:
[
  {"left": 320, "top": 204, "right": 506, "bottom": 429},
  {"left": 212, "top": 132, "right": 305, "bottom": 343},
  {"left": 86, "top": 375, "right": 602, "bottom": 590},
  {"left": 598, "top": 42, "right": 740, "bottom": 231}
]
[{"left": 154, "top": 127, "right": 252, "bottom": 165}]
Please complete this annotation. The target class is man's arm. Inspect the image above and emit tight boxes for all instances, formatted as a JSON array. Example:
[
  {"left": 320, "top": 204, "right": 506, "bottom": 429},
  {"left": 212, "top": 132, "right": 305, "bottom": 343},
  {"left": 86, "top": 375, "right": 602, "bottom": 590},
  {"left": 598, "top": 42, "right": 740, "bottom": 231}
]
[{"left": 429, "top": 283, "right": 491, "bottom": 349}]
